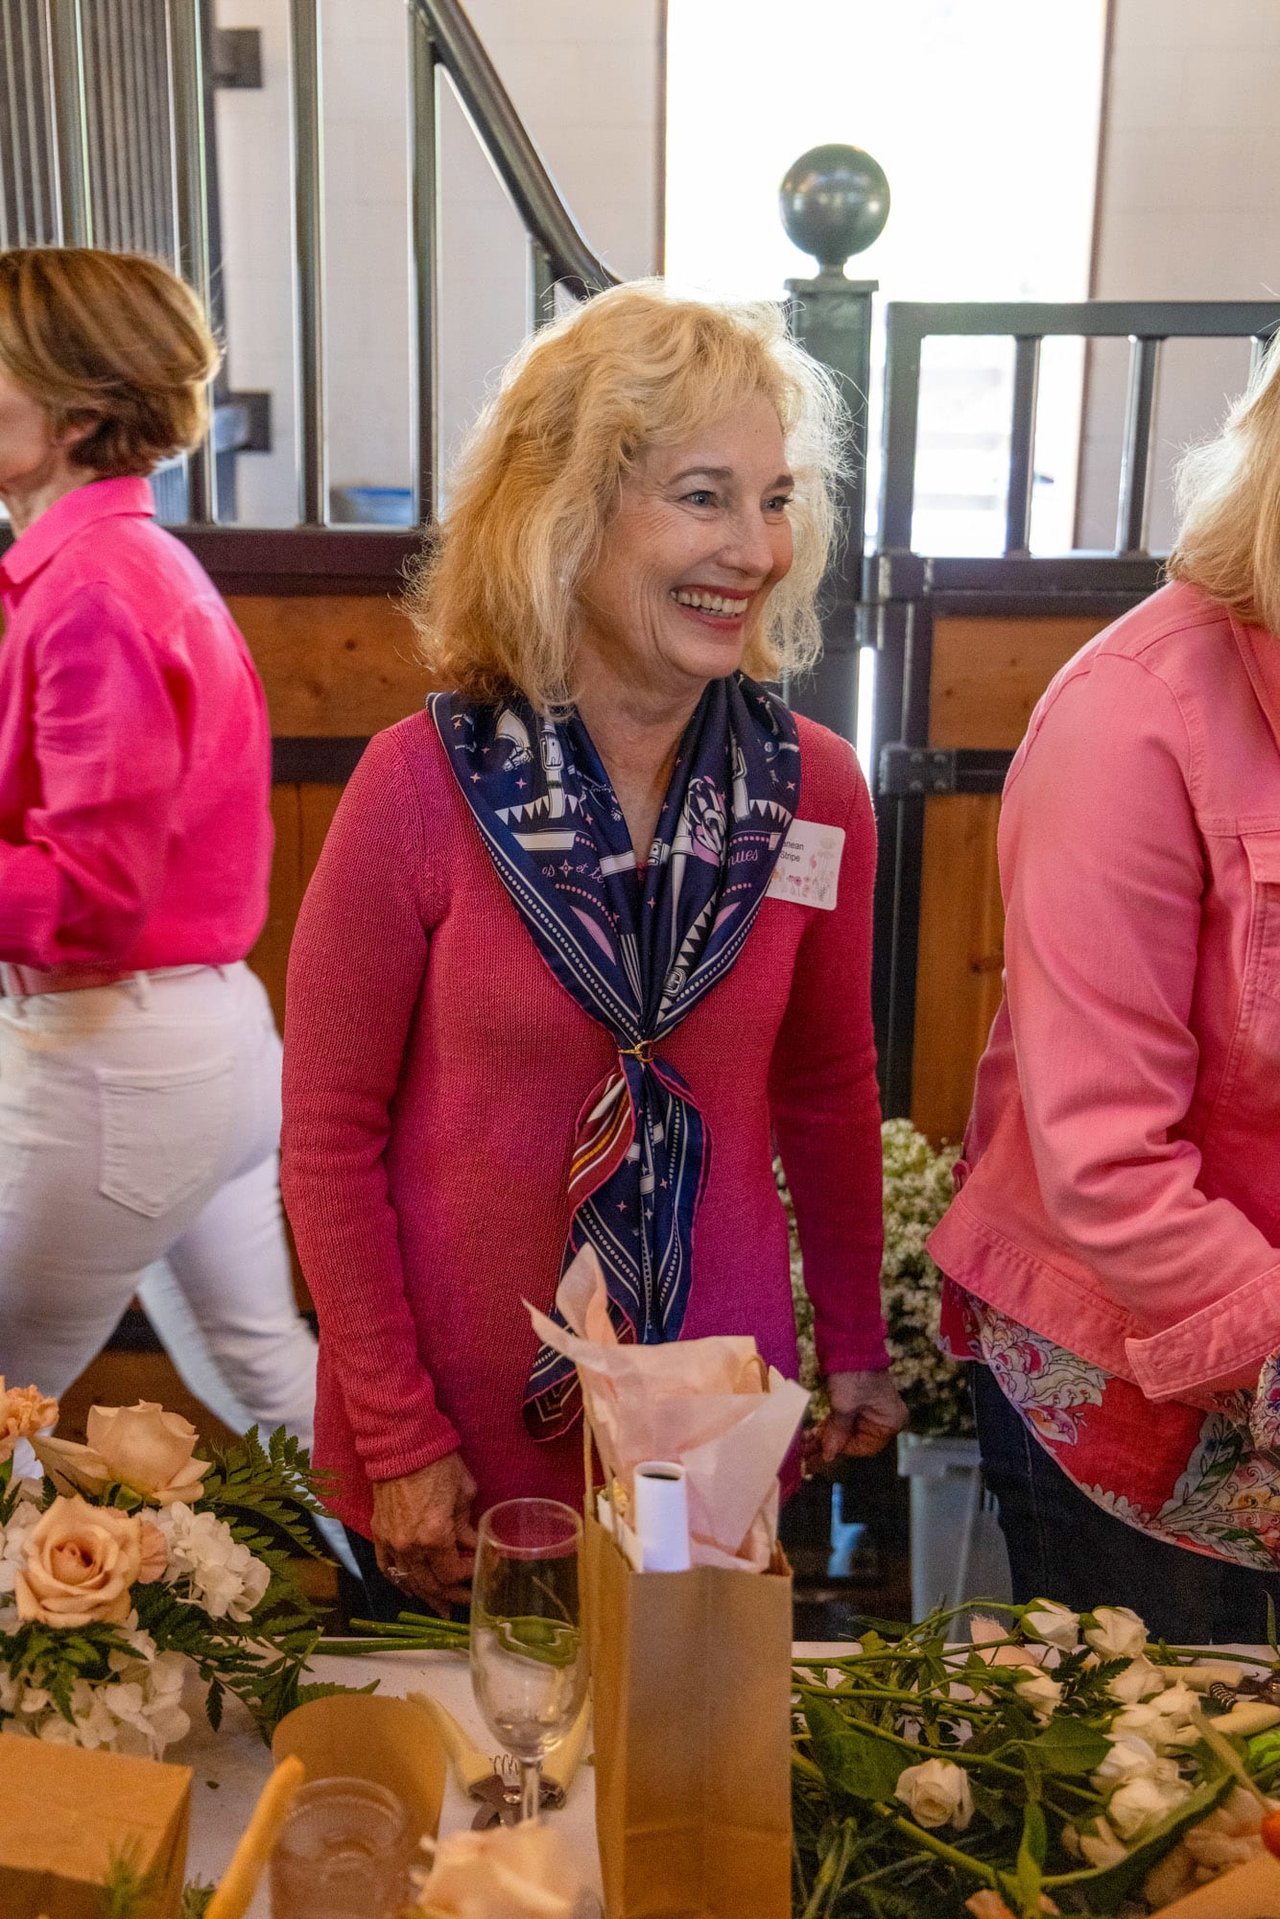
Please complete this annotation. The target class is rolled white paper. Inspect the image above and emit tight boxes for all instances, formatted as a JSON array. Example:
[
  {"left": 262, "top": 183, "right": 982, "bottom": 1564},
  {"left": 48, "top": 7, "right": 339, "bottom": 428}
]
[{"left": 634, "top": 1460, "right": 692, "bottom": 1572}]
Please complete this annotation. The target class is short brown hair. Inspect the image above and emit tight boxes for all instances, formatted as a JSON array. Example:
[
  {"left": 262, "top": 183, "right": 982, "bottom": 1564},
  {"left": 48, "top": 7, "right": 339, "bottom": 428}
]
[
  {"left": 0, "top": 247, "right": 220, "bottom": 477},
  {"left": 406, "top": 280, "right": 845, "bottom": 711}
]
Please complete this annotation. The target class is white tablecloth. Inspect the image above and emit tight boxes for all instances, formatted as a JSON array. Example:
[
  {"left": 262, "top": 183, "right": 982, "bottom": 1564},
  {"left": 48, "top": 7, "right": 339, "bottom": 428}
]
[{"left": 183, "top": 1642, "right": 851, "bottom": 1915}]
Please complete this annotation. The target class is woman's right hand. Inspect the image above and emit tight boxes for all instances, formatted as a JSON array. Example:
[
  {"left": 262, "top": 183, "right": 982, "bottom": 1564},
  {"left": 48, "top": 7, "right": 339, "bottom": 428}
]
[{"left": 370, "top": 1452, "right": 478, "bottom": 1617}]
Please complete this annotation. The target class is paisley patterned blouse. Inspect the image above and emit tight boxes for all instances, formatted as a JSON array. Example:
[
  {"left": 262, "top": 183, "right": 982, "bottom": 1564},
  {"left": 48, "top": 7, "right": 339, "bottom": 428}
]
[{"left": 940, "top": 1283, "right": 1280, "bottom": 1572}]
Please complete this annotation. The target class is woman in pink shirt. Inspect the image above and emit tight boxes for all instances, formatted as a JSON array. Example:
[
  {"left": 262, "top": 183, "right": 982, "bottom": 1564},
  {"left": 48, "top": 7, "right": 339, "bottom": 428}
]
[
  {"left": 0, "top": 247, "right": 319, "bottom": 1453},
  {"left": 282, "top": 285, "right": 906, "bottom": 1617},
  {"left": 931, "top": 332, "right": 1280, "bottom": 1642}
]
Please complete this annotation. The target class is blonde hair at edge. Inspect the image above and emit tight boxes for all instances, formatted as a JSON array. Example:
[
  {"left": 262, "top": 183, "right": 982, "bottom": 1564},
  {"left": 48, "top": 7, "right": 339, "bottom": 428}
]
[
  {"left": 0, "top": 246, "right": 220, "bottom": 477},
  {"left": 407, "top": 280, "right": 846, "bottom": 712},
  {"left": 1168, "top": 328, "right": 1280, "bottom": 633}
]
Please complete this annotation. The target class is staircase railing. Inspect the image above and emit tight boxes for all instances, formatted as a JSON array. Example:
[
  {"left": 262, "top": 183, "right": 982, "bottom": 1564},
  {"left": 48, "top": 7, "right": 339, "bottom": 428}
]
[{"left": 5, "top": 0, "right": 617, "bottom": 557}]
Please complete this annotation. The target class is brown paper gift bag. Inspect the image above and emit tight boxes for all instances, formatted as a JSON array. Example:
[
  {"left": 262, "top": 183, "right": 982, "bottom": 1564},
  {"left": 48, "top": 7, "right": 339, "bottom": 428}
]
[
  {"left": 0, "top": 1731, "right": 191, "bottom": 1919},
  {"left": 584, "top": 1507, "right": 793, "bottom": 1919}
]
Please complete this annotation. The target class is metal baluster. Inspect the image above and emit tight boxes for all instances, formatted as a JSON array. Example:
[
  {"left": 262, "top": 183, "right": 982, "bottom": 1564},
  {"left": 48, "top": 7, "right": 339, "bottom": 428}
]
[
  {"left": 144, "top": 0, "right": 173, "bottom": 261},
  {"left": 2, "top": 3, "right": 20, "bottom": 244},
  {"left": 409, "top": 5, "right": 439, "bottom": 524},
  {"left": 1004, "top": 335, "right": 1040, "bottom": 555},
  {"left": 25, "top": 0, "right": 56, "bottom": 242},
  {"left": 170, "top": 0, "right": 215, "bottom": 522},
  {"left": 878, "top": 310, "right": 923, "bottom": 554},
  {"left": 528, "top": 236, "right": 554, "bottom": 330},
  {"left": 1251, "top": 332, "right": 1276, "bottom": 383},
  {"left": 46, "top": 0, "right": 92, "bottom": 244},
  {"left": 290, "top": 0, "right": 326, "bottom": 526},
  {"left": 1114, "top": 335, "right": 1161, "bottom": 554}
]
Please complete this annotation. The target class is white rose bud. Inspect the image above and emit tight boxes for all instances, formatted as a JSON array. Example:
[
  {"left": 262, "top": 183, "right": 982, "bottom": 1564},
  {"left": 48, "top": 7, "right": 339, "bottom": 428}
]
[
  {"left": 1091, "top": 1734, "right": 1171, "bottom": 1790},
  {"left": 1014, "top": 1669, "right": 1063, "bottom": 1721},
  {"left": 1084, "top": 1605, "right": 1149, "bottom": 1660},
  {"left": 1107, "top": 1773, "right": 1192, "bottom": 1842},
  {"left": 1076, "top": 1815, "right": 1129, "bottom": 1869},
  {"left": 1106, "top": 1655, "right": 1167, "bottom": 1704},
  {"left": 1022, "top": 1599, "right": 1080, "bottom": 1653},
  {"left": 894, "top": 1758, "right": 975, "bottom": 1831}
]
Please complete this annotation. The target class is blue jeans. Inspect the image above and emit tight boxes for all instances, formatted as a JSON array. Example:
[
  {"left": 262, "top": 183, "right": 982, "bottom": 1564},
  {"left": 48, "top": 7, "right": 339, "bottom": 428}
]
[{"left": 974, "top": 1364, "right": 1280, "bottom": 1643}]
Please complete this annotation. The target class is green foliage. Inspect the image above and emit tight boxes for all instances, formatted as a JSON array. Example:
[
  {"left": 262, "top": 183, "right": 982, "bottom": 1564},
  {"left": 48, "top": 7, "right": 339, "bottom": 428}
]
[
  {"left": 200, "top": 1425, "right": 331, "bottom": 1559},
  {"left": 790, "top": 1602, "right": 1280, "bottom": 1918},
  {"left": 779, "top": 1119, "right": 971, "bottom": 1436}
]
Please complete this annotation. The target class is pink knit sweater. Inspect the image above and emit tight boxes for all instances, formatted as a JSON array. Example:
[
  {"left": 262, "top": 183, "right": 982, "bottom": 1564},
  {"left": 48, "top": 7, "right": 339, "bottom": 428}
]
[{"left": 280, "top": 708, "right": 887, "bottom": 1537}]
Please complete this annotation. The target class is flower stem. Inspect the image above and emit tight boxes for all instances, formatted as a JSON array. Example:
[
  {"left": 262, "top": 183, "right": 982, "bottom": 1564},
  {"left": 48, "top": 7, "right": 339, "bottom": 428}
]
[{"left": 872, "top": 1805, "right": 1001, "bottom": 1889}]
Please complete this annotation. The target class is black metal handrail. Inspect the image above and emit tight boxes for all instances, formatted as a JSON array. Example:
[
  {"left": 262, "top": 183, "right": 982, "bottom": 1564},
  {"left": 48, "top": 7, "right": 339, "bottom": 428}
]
[{"left": 413, "top": 0, "right": 617, "bottom": 299}]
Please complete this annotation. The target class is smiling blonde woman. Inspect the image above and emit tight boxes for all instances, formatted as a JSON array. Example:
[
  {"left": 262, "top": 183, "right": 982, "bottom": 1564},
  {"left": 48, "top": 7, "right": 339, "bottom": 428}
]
[{"left": 281, "top": 283, "right": 906, "bottom": 1619}]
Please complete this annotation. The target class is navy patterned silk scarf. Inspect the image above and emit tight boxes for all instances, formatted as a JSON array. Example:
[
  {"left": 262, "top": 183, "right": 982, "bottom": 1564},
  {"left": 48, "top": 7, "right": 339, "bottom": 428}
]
[{"left": 430, "top": 673, "right": 800, "bottom": 1441}]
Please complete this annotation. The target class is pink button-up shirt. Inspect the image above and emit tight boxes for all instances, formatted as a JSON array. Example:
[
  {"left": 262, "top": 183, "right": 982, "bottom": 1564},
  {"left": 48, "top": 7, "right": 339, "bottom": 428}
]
[
  {"left": 929, "top": 581, "right": 1280, "bottom": 1405},
  {"left": 0, "top": 477, "right": 272, "bottom": 969}
]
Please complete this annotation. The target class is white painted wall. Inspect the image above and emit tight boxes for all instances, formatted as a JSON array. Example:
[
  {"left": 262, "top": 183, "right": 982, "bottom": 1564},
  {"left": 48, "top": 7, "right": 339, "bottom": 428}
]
[
  {"left": 213, "top": 0, "right": 661, "bottom": 526},
  {"left": 1078, "top": 0, "right": 1280, "bottom": 549}
]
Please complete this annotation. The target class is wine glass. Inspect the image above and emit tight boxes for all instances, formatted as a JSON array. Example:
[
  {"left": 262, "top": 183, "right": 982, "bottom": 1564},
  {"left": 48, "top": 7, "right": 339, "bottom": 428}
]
[{"left": 470, "top": 1497, "right": 587, "bottom": 1823}]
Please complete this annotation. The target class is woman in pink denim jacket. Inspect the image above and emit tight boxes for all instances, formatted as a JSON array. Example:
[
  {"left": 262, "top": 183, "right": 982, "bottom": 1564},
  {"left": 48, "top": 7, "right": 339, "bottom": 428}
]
[{"left": 930, "top": 332, "right": 1280, "bottom": 1640}]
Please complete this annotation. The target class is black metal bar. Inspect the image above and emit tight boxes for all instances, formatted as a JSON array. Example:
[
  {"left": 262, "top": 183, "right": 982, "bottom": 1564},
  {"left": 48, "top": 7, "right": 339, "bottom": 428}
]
[
  {"left": 289, "top": 0, "right": 326, "bottom": 525},
  {"left": 409, "top": 9, "right": 439, "bottom": 525},
  {"left": 528, "top": 236, "right": 554, "bottom": 331},
  {"left": 47, "top": 0, "right": 92, "bottom": 243},
  {"left": 867, "top": 549, "right": 1164, "bottom": 602},
  {"left": 271, "top": 737, "right": 369, "bottom": 784},
  {"left": 170, "top": 0, "right": 216, "bottom": 523},
  {"left": 785, "top": 276, "right": 876, "bottom": 741},
  {"left": 16, "top": 0, "right": 43, "bottom": 242},
  {"left": 3, "top": 4, "right": 22, "bottom": 245},
  {"left": 868, "top": 598, "right": 932, "bottom": 1116},
  {"left": 884, "top": 299, "right": 1280, "bottom": 340},
  {"left": 1004, "top": 336, "right": 1040, "bottom": 554},
  {"left": 412, "top": 0, "right": 615, "bottom": 298},
  {"left": 1115, "top": 336, "right": 1161, "bottom": 554},
  {"left": 878, "top": 306, "right": 924, "bottom": 553},
  {"left": 879, "top": 745, "right": 1014, "bottom": 796}
]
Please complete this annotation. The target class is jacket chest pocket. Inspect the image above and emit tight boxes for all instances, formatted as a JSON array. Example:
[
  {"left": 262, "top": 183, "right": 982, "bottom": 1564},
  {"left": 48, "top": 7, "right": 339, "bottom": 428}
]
[{"left": 1211, "top": 834, "right": 1280, "bottom": 1129}]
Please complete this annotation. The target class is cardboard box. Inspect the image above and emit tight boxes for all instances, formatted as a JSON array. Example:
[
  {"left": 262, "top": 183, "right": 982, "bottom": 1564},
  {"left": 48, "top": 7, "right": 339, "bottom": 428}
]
[
  {"left": 1155, "top": 1851, "right": 1280, "bottom": 1916},
  {"left": 0, "top": 1732, "right": 190, "bottom": 1919}
]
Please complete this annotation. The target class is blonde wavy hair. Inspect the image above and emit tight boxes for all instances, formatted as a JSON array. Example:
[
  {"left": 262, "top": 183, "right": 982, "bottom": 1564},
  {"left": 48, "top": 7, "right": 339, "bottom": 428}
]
[
  {"left": 407, "top": 280, "right": 845, "bottom": 709},
  {"left": 1168, "top": 328, "right": 1280, "bottom": 631},
  {"left": 0, "top": 247, "right": 219, "bottom": 476}
]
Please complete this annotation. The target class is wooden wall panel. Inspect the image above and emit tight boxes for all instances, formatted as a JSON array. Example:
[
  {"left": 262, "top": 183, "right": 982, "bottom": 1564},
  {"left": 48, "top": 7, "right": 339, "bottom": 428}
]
[
  {"left": 911, "top": 615, "right": 1101, "bottom": 1144},
  {"left": 248, "top": 783, "right": 345, "bottom": 1031},
  {"left": 229, "top": 594, "right": 428, "bottom": 737}
]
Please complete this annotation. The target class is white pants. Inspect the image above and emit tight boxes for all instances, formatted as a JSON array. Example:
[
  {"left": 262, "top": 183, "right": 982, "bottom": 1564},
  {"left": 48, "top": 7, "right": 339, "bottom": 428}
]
[{"left": 0, "top": 963, "right": 319, "bottom": 1447}]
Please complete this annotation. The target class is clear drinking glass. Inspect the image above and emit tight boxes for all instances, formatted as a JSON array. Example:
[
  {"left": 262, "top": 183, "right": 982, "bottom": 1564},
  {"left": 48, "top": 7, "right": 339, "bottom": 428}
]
[
  {"left": 270, "top": 1776, "right": 410, "bottom": 1919},
  {"left": 470, "top": 1497, "right": 588, "bottom": 1823}
]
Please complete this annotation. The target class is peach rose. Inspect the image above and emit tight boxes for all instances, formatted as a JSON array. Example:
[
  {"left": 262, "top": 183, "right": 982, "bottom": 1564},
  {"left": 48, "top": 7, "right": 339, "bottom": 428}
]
[
  {"left": 15, "top": 1496, "right": 142, "bottom": 1628},
  {"left": 0, "top": 1379, "right": 59, "bottom": 1462},
  {"left": 36, "top": 1401, "right": 209, "bottom": 1506},
  {"left": 137, "top": 1521, "right": 169, "bottom": 1584}
]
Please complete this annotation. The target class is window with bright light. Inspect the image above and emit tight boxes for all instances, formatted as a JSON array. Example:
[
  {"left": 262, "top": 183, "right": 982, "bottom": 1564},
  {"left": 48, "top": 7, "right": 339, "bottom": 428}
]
[{"left": 665, "top": 0, "right": 1108, "bottom": 559}]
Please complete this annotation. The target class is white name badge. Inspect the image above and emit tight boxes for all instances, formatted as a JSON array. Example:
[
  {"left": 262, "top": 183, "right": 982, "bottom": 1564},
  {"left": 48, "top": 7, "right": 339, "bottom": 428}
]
[{"left": 765, "top": 819, "right": 845, "bottom": 910}]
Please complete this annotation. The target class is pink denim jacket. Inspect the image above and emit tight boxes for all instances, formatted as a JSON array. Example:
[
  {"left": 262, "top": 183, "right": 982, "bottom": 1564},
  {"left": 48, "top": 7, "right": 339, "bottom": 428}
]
[{"left": 929, "top": 580, "right": 1280, "bottom": 1404}]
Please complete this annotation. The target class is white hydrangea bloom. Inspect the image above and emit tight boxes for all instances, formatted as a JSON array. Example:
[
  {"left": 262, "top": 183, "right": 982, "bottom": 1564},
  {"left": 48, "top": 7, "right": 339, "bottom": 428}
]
[
  {"left": 151, "top": 1503, "right": 271, "bottom": 1621},
  {"left": 0, "top": 1484, "right": 44, "bottom": 1596},
  {"left": 3, "top": 1628, "right": 190, "bottom": 1758}
]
